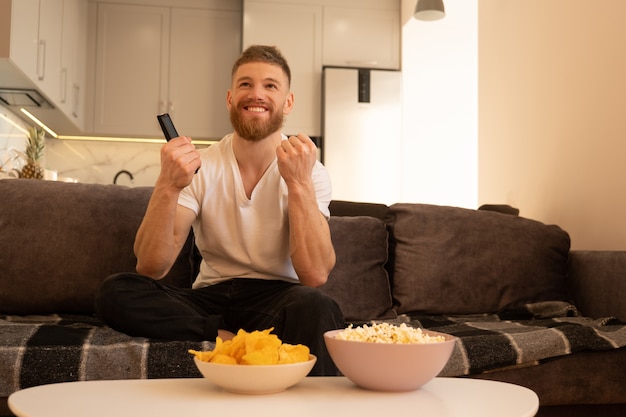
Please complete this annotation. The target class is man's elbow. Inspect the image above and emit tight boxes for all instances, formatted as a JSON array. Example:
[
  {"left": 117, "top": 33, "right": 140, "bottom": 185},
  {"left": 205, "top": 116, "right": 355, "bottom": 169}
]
[
  {"left": 300, "top": 256, "right": 336, "bottom": 288},
  {"left": 135, "top": 261, "right": 168, "bottom": 280}
]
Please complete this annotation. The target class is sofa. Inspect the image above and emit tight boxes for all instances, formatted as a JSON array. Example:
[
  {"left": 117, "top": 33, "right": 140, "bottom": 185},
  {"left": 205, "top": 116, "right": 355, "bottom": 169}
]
[{"left": 1, "top": 178, "right": 625, "bottom": 417}]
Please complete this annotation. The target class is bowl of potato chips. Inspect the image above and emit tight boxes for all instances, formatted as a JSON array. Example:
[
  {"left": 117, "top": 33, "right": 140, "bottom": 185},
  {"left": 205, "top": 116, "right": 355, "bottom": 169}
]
[
  {"left": 324, "top": 323, "right": 456, "bottom": 392},
  {"left": 190, "top": 328, "right": 316, "bottom": 394}
]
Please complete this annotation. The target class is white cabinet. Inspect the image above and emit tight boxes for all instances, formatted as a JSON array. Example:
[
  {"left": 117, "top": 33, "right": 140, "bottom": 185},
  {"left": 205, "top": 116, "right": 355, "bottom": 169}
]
[
  {"left": 242, "top": 1, "right": 322, "bottom": 136},
  {"left": 59, "top": 0, "right": 88, "bottom": 129},
  {"left": 9, "top": 0, "right": 40, "bottom": 85},
  {"left": 168, "top": 8, "right": 241, "bottom": 139},
  {"left": 323, "top": 6, "right": 400, "bottom": 69},
  {"left": 36, "top": 0, "right": 63, "bottom": 102},
  {"left": 93, "top": 3, "right": 170, "bottom": 136},
  {"left": 243, "top": 0, "right": 400, "bottom": 136},
  {"left": 6, "top": 0, "right": 87, "bottom": 132},
  {"left": 9, "top": 0, "right": 63, "bottom": 105},
  {"left": 92, "top": 2, "right": 241, "bottom": 139}
]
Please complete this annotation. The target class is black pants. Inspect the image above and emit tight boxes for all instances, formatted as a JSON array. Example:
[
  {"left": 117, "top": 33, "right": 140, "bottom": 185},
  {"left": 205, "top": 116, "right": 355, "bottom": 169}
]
[{"left": 94, "top": 274, "right": 345, "bottom": 376}]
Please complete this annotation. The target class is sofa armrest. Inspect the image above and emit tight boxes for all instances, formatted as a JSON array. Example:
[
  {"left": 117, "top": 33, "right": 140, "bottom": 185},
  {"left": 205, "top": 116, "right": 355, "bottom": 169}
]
[{"left": 568, "top": 250, "right": 626, "bottom": 321}]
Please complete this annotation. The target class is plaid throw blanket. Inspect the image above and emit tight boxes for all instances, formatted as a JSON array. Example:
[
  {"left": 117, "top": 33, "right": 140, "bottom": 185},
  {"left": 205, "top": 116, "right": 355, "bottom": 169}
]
[
  {"left": 2, "top": 302, "right": 625, "bottom": 397},
  {"left": 383, "top": 302, "right": 626, "bottom": 376},
  {"left": 0, "top": 314, "right": 211, "bottom": 398}
]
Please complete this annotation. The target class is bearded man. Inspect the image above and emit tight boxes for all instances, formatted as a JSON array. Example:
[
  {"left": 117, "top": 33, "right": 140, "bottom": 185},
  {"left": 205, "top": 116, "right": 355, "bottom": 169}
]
[{"left": 95, "top": 45, "right": 344, "bottom": 376}]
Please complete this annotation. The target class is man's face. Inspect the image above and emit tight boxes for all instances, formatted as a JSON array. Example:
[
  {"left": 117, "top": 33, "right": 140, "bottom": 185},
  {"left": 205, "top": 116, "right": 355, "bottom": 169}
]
[{"left": 227, "top": 62, "right": 294, "bottom": 142}]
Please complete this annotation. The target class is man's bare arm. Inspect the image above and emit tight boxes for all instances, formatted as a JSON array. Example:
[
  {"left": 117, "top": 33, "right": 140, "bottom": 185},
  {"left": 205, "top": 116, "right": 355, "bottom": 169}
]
[
  {"left": 134, "top": 137, "right": 200, "bottom": 278},
  {"left": 276, "top": 134, "right": 336, "bottom": 287}
]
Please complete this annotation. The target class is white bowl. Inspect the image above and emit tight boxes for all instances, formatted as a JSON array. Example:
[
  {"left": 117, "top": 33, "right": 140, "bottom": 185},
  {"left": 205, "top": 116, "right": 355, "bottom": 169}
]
[
  {"left": 324, "top": 329, "right": 455, "bottom": 392},
  {"left": 193, "top": 355, "right": 316, "bottom": 394}
]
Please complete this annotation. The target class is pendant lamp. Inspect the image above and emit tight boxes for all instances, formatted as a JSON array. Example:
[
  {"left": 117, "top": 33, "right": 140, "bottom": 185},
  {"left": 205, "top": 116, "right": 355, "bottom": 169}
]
[{"left": 414, "top": 0, "right": 445, "bottom": 21}]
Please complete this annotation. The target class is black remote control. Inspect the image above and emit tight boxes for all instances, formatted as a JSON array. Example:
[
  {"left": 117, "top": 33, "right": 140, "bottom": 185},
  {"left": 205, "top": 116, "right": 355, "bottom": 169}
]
[
  {"left": 157, "top": 113, "right": 178, "bottom": 141},
  {"left": 157, "top": 113, "right": 199, "bottom": 174}
]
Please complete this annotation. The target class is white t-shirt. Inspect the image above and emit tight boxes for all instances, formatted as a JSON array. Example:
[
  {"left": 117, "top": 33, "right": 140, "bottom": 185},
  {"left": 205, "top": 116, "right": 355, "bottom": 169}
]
[{"left": 178, "top": 134, "right": 332, "bottom": 288}]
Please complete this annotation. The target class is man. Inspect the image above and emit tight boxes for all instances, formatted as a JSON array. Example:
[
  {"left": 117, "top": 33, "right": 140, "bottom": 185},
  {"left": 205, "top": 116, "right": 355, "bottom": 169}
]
[{"left": 95, "top": 45, "right": 344, "bottom": 375}]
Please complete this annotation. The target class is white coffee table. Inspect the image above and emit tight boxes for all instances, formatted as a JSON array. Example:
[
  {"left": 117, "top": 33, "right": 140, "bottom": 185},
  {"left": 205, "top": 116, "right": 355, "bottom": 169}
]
[{"left": 9, "top": 377, "right": 539, "bottom": 417}]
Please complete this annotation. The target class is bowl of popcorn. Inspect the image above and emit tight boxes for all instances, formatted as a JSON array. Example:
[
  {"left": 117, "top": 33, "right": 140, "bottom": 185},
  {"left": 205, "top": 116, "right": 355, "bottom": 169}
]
[
  {"left": 190, "top": 328, "right": 316, "bottom": 394},
  {"left": 324, "top": 323, "right": 456, "bottom": 392}
]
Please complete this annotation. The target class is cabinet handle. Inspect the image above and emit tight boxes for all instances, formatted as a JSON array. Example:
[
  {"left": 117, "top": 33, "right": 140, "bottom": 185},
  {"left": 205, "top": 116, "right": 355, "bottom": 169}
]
[
  {"left": 37, "top": 40, "right": 47, "bottom": 81},
  {"left": 72, "top": 84, "right": 80, "bottom": 118},
  {"left": 168, "top": 101, "right": 174, "bottom": 115},
  {"left": 60, "top": 68, "right": 67, "bottom": 103}
]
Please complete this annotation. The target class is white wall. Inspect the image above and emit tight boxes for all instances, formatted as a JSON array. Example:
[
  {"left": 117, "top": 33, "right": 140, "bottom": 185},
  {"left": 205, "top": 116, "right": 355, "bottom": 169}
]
[
  {"left": 479, "top": 0, "right": 626, "bottom": 250},
  {"left": 400, "top": 0, "right": 478, "bottom": 208}
]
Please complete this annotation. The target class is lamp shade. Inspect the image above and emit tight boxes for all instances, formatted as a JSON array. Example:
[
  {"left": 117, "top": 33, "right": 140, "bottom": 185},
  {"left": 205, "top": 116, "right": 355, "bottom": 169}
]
[{"left": 414, "top": 0, "right": 445, "bottom": 21}]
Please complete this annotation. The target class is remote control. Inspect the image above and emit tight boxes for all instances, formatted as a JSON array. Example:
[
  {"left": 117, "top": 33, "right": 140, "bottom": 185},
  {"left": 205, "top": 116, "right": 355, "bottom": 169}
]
[
  {"left": 157, "top": 113, "right": 178, "bottom": 141},
  {"left": 157, "top": 113, "right": 199, "bottom": 174}
]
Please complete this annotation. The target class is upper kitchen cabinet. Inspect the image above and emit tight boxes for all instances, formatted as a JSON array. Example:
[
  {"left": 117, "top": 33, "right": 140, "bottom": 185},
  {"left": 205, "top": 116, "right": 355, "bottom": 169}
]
[
  {"left": 91, "top": 1, "right": 241, "bottom": 139},
  {"left": 58, "top": 0, "right": 89, "bottom": 129},
  {"left": 1, "top": 0, "right": 87, "bottom": 133},
  {"left": 8, "top": 0, "right": 42, "bottom": 87},
  {"left": 323, "top": 5, "right": 400, "bottom": 69},
  {"left": 242, "top": 1, "right": 322, "bottom": 136},
  {"left": 9, "top": 0, "right": 62, "bottom": 100}
]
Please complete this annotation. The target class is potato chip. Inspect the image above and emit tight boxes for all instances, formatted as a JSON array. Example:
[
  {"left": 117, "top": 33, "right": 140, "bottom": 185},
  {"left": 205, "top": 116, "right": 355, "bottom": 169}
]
[
  {"left": 242, "top": 346, "right": 279, "bottom": 365},
  {"left": 278, "top": 343, "right": 310, "bottom": 364},
  {"left": 210, "top": 353, "right": 237, "bottom": 364},
  {"left": 188, "top": 328, "right": 310, "bottom": 365}
]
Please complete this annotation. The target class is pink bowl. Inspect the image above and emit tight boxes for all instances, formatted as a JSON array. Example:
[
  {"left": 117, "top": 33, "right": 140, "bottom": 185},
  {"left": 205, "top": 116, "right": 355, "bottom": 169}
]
[{"left": 324, "top": 329, "right": 456, "bottom": 392}]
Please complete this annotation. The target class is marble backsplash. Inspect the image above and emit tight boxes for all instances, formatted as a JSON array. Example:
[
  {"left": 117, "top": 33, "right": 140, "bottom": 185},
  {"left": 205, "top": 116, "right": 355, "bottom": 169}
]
[
  {"left": 2, "top": 105, "right": 170, "bottom": 186},
  {"left": 44, "top": 139, "right": 164, "bottom": 186},
  {"left": 0, "top": 108, "right": 28, "bottom": 178}
]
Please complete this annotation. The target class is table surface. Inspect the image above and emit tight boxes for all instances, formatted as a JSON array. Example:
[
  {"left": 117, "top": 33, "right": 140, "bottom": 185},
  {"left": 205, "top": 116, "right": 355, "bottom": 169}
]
[{"left": 9, "top": 377, "right": 539, "bottom": 417}]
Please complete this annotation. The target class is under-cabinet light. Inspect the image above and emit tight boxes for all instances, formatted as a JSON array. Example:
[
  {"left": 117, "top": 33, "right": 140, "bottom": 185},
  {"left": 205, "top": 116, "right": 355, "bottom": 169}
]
[
  {"left": 20, "top": 108, "right": 59, "bottom": 138},
  {"left": 18, "top": 108, "right": 217, "bottom": 145}
]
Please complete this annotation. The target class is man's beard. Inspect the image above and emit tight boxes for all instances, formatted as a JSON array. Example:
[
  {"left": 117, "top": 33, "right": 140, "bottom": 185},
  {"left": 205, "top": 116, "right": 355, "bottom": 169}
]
[{"left": 230, "top": 102, "right": 285, "bottom": 142}]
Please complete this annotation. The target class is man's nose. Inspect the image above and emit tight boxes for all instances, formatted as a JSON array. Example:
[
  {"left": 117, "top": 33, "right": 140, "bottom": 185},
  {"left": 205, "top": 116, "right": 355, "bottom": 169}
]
[{"left": 248, "top": 85, "right": 265, "bottom": 100}]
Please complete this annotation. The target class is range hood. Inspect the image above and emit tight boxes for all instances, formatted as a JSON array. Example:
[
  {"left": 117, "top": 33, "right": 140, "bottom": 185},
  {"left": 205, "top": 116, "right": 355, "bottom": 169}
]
[{"left": 0, "top": 88, "right": 53, "bottom": 109}]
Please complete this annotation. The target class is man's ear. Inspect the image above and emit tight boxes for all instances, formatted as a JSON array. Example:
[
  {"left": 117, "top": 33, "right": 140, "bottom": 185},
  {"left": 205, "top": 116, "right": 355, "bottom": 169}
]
[
  {"left": 283, "top": 92, "right": 294, "bottom": 115},
  {"left": 226, "top": 90, "right": 233, "bottom": 111}
]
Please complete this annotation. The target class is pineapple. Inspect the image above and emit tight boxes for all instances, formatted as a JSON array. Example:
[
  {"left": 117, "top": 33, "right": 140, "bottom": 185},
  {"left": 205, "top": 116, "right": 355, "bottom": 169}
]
[{"left": 21, "top": 126, "right": 46, "bottom": 179}]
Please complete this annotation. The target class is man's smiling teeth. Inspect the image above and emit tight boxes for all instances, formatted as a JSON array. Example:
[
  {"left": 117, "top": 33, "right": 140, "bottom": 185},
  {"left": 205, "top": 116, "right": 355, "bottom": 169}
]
[{"left": 247, "top": 106, "right": 267, "bottom": 112}]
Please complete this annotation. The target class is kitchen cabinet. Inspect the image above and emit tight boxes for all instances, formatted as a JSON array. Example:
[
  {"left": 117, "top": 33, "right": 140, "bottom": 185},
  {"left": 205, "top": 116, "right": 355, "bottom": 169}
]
[
  {"left": 5, "top": 0, "right": 88, "bottom": 132},
  {"left": 9, "top": 0, "right": 63, "bottom": 108},
  {"left": 322, "top": 6, "right": 400, "bottom": 69},
  {"left": 92, "top": 2, "right": 241, "bottom": 139},
  {"left": 59, "top": 0, "right": 88, "bottom": 129},
  {"left": 242, "top": 1, "right": 322, "bottom": 136},
  {"left": 36, "top": 0, "right": 64, "bottom": 103},
  {"left": 8, "top": 0, "right": 40, "bottom": 85},
  {"left": 243, "top": 0, "right": 400, "bottom": 136}
]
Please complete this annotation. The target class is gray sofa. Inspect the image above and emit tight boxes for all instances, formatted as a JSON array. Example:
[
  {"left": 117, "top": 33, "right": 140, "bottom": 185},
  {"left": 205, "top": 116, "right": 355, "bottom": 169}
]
[{"left": 1, "top": 179, "right": 625, "bottom": 417}]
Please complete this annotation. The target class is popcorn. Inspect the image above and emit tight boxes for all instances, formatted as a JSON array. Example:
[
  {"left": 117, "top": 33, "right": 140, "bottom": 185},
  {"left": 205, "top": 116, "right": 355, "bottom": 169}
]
[{"left": 334, "top": 323, "right": 446, "bottom": 344}]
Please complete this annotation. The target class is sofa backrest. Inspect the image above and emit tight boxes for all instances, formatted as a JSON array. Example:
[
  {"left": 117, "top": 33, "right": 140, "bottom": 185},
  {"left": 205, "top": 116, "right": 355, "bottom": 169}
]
[
  {"left": 324, "top": 199, "right": 572, "bottom": 319},
  {"left": 0, "top": 179, "right": 195, "bottom": 315}
]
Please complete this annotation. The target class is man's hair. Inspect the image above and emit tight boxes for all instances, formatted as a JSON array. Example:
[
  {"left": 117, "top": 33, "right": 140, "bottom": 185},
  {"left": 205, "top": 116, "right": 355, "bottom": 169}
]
[{"left": 232, "top": 45, "right": 291, "bottom": 87}]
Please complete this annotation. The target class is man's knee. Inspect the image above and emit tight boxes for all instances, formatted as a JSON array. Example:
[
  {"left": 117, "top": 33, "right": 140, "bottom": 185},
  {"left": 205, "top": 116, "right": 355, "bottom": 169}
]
[
  {"left": 95, "top": 273, "right": 150, "bottom": 314},
  {"left": 289, "top": 287, "right": 344, "bottom": 322}
]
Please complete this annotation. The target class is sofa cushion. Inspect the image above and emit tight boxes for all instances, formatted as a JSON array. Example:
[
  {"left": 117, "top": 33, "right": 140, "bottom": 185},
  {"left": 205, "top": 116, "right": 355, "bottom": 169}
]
[
  {"left": 0, "top": 179, "right": 194, "bottom": 315},
  {"left": 387, "top": 203, "right": 571, "bottom": 314},
  {"left": 320, "top": 216, "right": 396, "bottom": 321}
]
